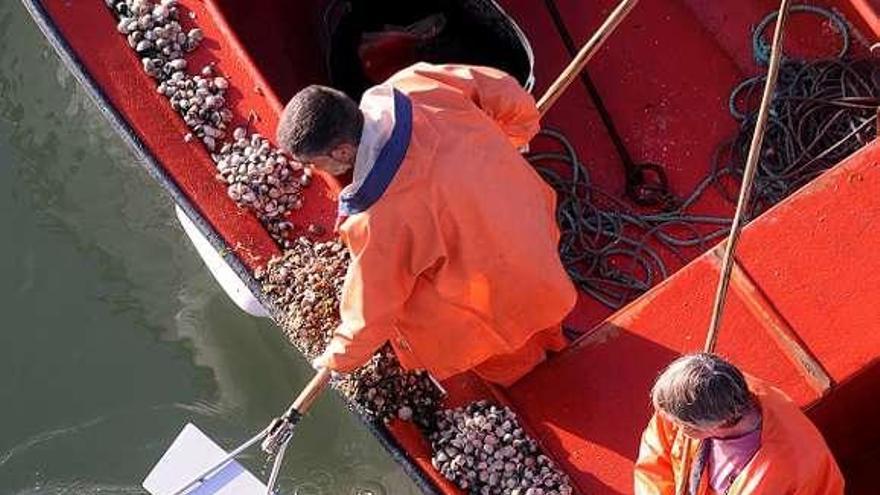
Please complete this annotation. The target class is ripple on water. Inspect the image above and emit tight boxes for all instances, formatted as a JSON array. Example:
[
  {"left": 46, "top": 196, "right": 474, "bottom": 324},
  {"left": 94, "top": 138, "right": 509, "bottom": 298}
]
[
  {"left": 0, "top": 416, "right": 108, "bottom": 469},
  {"left": 10, "top": 480, "right": 144, "bottom": 495}
]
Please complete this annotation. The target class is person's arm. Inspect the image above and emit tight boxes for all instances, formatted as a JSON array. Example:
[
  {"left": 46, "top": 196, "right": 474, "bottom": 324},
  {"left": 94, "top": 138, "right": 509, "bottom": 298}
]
[
  {"left": 634, "top": 414, "right": 679, "bottom": 495},
  {"left": 313, "top": 213, "right": 426, "bottom": 373},
  {"left": 403, "top": 63, "right": 540, "bottom": 148}
]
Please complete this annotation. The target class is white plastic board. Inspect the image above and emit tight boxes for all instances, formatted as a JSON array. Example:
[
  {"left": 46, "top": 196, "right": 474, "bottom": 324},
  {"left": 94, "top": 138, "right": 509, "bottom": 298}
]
[{"left": 143, "top": 423, "right": 269, "bottom": 495}]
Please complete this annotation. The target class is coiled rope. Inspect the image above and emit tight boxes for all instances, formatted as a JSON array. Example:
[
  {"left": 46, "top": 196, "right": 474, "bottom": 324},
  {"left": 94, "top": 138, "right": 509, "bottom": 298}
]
[
  {"left": 530, "top": 5, "right": 879, "bottom": 310},
  {"left": 528, "top": 129, "right": 732, "bottom": 308},
  {"left": 721, "top": 5, "right": 879, "bottom": 215}
]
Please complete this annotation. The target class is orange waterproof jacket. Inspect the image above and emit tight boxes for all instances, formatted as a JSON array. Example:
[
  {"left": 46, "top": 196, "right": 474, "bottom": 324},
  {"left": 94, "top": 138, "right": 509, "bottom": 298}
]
[
  {"left": 634, "top": 378, "right": 844, "bottom": 495},
  {"left": 315, "top": 63, "right": 577, "bottom": 379}
]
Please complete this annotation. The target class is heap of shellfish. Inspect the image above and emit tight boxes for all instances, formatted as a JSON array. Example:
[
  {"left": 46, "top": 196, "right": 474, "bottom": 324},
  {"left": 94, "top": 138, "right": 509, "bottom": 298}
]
[
  {"left": 256, "top": 237, "right": 349, "bottom": 359},
  {"left": 430, "top": 401, "right": 574, "bottom": 495},
  {"left": 160, "top": 66, "right": 232, "bottom": 151},
  {"left": 106, "top": 0, "right": 308, "bottom": 230},
  {"left": 109, "top": 0, "right": 201, "bottom": 80},
  {"left": 335, "top": 345, "right": 444, "bottom": 429},
  {"left": 256, "top": 238, "right": 444, "bottom": 426}
]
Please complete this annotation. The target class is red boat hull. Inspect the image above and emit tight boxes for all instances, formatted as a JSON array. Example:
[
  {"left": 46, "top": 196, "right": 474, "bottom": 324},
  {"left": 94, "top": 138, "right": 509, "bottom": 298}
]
[{"left": 23, "top": 0, "right": 880, "bottom": 492}]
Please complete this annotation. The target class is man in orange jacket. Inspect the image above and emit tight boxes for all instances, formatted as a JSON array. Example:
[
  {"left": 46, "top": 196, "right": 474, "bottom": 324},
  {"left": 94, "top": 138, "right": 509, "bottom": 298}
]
[
  {"left": 634, "top": 353, "right": 844, "bottom": 495},
  {"left": 275, "top": 63, "right": 577, "bottom": 386}
]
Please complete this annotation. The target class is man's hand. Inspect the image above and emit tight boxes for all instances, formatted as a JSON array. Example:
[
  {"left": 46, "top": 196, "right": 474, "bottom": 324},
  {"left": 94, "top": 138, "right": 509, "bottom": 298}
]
[
  {"left": 311, "top": 353, "right": 342, "bottom": 380},
  {"left": 312, "top": 353, "right": 330, "bottom": 372}
]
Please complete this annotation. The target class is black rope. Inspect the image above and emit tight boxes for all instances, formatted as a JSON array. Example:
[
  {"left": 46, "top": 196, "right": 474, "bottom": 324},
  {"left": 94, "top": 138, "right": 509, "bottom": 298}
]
[
  {"left": 528, "top": 129, "right": 731, "bottom": 309},
  {"left": 532, "top": 6, "right": 879, "bottom": 310},
  {"left": 543, "top": 0, "right": 676, "bottom": 209},
  {"left": 720, "top": 57, "right": 879, "bottom": 215}
]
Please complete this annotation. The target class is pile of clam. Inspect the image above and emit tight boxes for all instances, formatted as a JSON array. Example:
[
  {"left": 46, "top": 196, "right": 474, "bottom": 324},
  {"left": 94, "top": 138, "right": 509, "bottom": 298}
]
[
  {"left": 160, "top": 65, "right": 233, "bottom": 151},
  {"left": 430, "top": 401, "right": 573, "bottom": 495},
  {"left": 214, "top": 130, "right": 311, "bottom": 245},
  {"left": 257, "top": 239, "right": 445, "bottom": 425},
  {"left": 156, "top": 65, "right": 232, "bottom": 151},
  {"left": 335, "top": 345, "right": 444, "bottom": 429},
  {"left": 106, "top": 0, "right": 308, "bottom": 233},
  {"left": 255, "top": 237, "right": 349, "bottom": 359},
  {"left": 108, "top": 0, "right": 201, "bottom": 80}
]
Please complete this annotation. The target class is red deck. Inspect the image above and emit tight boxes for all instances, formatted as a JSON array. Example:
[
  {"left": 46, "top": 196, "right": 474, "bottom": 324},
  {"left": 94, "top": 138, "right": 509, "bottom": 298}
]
[{"left": 27, "top": 0, "right": 880, "bottom": 493}]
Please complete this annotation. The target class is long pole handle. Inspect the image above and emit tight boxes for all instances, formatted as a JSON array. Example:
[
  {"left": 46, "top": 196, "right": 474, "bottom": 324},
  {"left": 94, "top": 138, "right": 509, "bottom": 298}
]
[
  {"left": 284, "top": 367, "right": 332, "bottom": 418},
  {"left": 536, "top": 0, "right": 640, "bottom": 117},
  {"left": 704, "top": 0, "right": 793, "bottom": 353}
]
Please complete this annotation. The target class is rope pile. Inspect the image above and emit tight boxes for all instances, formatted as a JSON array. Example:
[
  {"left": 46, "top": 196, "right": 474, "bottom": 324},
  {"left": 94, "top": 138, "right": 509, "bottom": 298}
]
[
  {"left": 721, "top": 6, "right": 879, "bottom": 213},
  {"left": 531, "top": 6, "right": 879, "bottom": 309},
  {"left": 528, "top": 130, "right": 731, "bottom": 308}
]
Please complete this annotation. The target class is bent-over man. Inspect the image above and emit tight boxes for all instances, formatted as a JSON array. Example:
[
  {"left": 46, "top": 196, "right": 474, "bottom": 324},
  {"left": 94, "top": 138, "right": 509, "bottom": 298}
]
[{"left": 275, "top": 63, "right": 577, "bottom": 386}]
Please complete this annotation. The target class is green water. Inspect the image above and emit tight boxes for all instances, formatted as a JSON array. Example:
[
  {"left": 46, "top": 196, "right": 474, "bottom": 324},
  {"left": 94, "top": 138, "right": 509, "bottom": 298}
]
[{"left": 0, "top": 1, "right": 419, "bottom": 493}]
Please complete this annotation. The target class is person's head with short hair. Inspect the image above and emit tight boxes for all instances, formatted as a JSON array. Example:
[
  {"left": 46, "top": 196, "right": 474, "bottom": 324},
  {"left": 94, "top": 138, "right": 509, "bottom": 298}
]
[
  {"left": 651, "top": 353, "right": 758, "bottom": 440},
  {"left": 277, "top": 85, "right": 364, "bottom": 176}
]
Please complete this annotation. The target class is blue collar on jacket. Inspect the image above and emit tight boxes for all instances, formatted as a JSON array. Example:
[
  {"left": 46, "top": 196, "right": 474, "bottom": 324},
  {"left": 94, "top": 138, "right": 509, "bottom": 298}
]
[{"left": 338, "top": 89, "right": 413, "bottom": 216}]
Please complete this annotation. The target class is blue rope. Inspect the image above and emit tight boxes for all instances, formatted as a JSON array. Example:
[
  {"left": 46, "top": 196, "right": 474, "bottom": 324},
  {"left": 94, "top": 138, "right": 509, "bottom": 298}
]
[
  {"left": 732, "top": 6, "right": 853, "bottom": 120},
  {"left": 532, "top": 6, "right": 877, "bottom": 310},
  {"left": 752, "top": 5, "right": 849, "bottom": 66}
]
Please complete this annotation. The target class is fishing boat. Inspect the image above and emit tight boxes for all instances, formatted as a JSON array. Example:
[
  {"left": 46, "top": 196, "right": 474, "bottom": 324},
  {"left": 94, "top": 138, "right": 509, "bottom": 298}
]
[{"left": 21, "top": 0, "right": 880, "bottom": 492}]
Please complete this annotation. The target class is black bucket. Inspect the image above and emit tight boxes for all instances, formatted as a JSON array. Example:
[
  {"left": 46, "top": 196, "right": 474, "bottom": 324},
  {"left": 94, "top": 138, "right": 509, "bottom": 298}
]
[{"left": 323, "top": 0, "right": 535, "bottom": 99}]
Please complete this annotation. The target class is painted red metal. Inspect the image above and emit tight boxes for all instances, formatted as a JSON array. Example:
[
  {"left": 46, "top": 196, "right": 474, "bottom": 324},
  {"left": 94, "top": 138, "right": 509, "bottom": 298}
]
[
  {"left": 29, "top": 0, "right": 880, "bottom": 493},
  {"left": 707, "top": 250, "right": 833, "bottom": 395}
]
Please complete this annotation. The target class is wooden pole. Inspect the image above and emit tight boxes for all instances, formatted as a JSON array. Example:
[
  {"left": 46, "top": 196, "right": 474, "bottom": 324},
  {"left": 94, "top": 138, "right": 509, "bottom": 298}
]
[
  {"left": 704, "top": 0, "right": 793, "bottom": 354},
  {"left": 285, "top": 367, "right": 332, "bottom": 418},
  {"left": 536, "top": 0, "right": 640, "bottom": 117}
]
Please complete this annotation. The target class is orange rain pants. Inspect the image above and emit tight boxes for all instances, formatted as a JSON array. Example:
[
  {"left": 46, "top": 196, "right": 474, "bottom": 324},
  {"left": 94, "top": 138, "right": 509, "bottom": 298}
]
[
  {"left": 634, "top": 378, "right": 844, "bottom": 495},
  {"left": 472, "top": 325, "right": 568, "bottom": 387},
  {"left": 315, "top": 63, "right": 577, "bottom": 385}
]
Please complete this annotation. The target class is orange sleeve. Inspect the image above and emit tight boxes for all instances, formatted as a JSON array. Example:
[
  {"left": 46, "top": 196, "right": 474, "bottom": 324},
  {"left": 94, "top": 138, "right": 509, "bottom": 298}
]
[
  {"left": 634, "top": 414, "right": 679, "bottom": 495},
  {"left": 805, "top": 455, "right": 845, "bottom": 495},
  {"left": 314, "top": 212, "right": 430, "bottom": 373},
  {"left": 406, "top": 63, "right": 540, "bottom": 148}
]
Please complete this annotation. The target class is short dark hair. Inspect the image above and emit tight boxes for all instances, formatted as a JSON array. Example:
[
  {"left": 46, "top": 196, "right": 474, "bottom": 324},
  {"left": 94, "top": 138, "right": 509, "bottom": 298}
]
[
  {"left": 276, "top": 85, "right": 363, "bottom": 157},
  {"left": 651, "top": 353, "right": 754, "bottom": 425}
]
